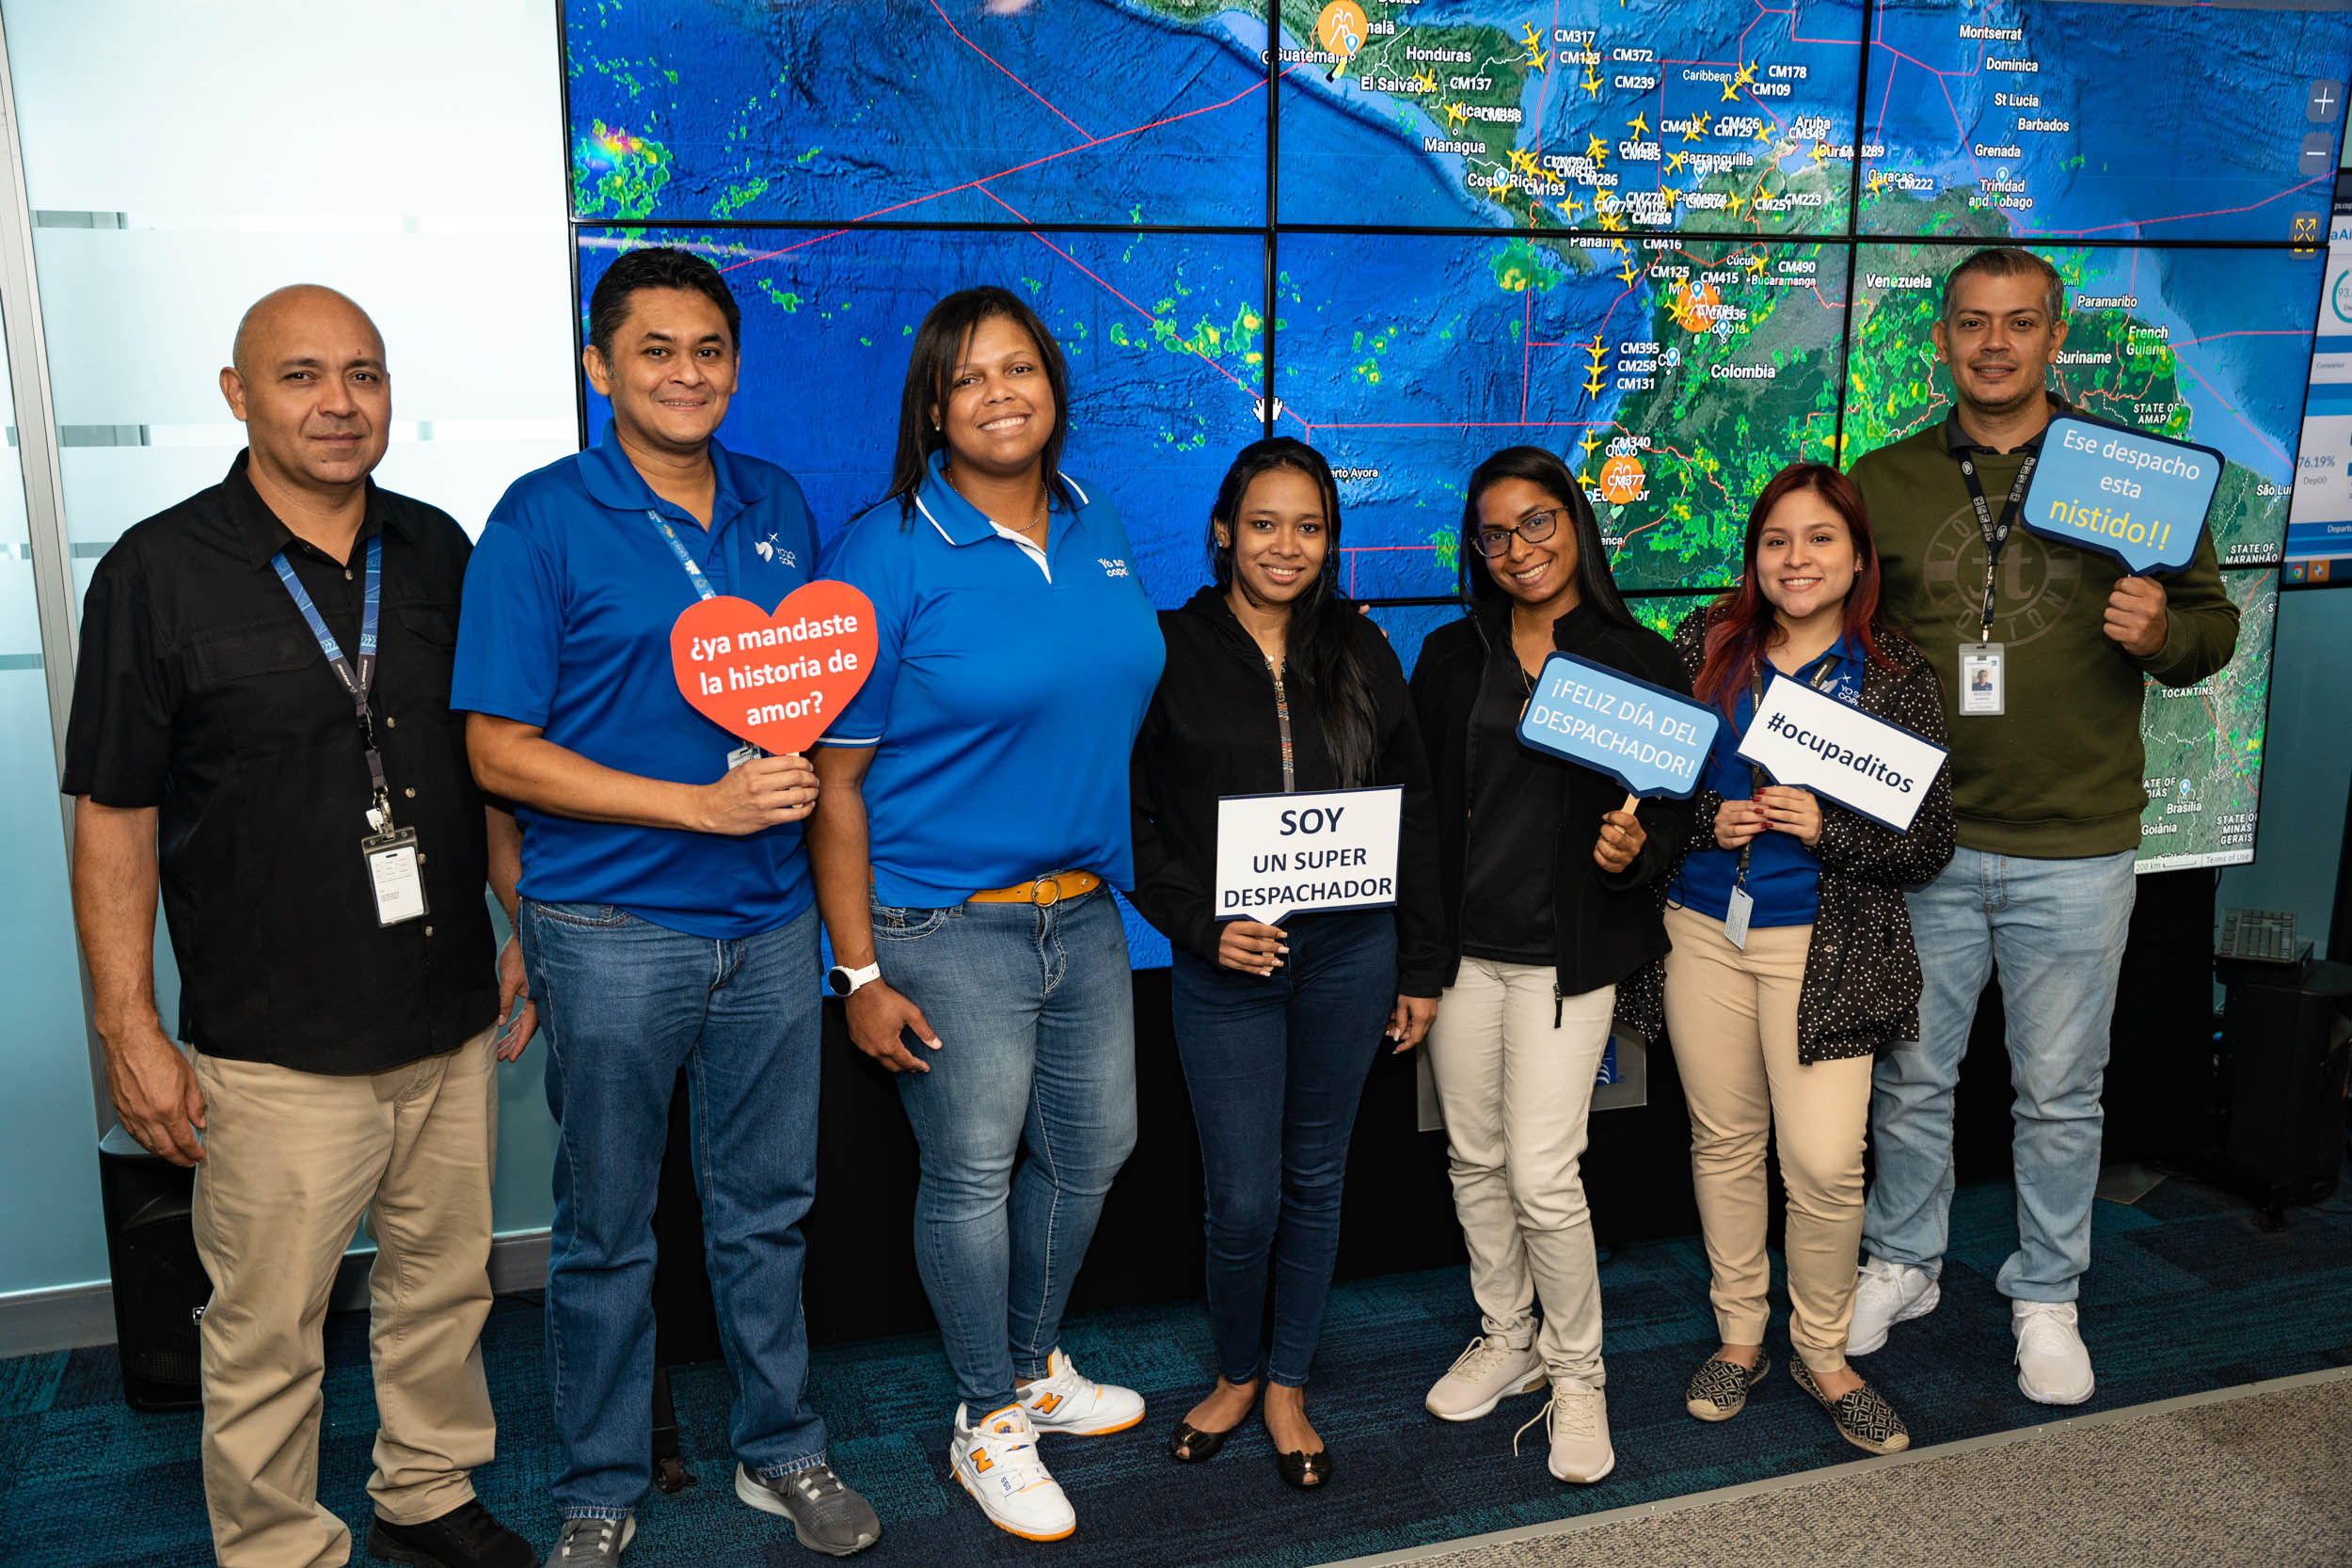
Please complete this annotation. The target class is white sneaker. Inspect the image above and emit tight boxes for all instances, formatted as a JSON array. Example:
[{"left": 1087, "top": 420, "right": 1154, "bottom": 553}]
[
  {"left": 1513, "top": 1377, "right": 1614, "bottom": 1483},
  {"left": 951, "top": 1403, "right": 1076, "bottom": 1542},
  {"left": 1424, "top": 1334, "right": 1548, "bottom": 1421},
  {"left": 1014, "top": 1348, "right": 1145, "bottom": 1435},
  {"left": 1848, "top": 1256, "right": 1940, "bottom": 1355},
  {"left": 2012, "top": 1301, "right": 2095, "bottom": 1405}
]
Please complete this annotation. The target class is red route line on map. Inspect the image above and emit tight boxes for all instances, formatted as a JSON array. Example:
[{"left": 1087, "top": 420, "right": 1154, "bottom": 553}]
[
  {"left": 715, "top": 71, "right": 1286, "bottom": 273},
  {"left": 2170, "top": 352, "right": 2293, "bottom": 466},
  {"left": 927, "top": 0, "right": 1091, "bottom": 140},
  {"left": 974, "top": 185, "right": 1305, "bottom": 434}
]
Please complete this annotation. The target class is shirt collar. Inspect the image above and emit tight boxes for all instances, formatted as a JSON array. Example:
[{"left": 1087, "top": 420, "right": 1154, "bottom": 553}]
[
  {"left": 913, "top": 449, "right": 1078, "bottom": 547},
  {"left": 578, "top": 418, "right": 765, "bottom": 524},
  {"left": 1941, "top": 393, "right": 2072, "bottom": 457},
  {"left": 224, "top": 449, "right": 398, "bottom": 572}
]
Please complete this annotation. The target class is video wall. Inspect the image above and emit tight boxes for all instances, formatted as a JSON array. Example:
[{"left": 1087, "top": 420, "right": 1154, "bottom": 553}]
[{"left": 563, "top": 0, "right": 2352, "bottom": 879}]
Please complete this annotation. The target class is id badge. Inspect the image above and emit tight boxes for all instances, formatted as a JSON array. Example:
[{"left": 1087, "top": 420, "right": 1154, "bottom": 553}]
[
  {"left": 1958, "top": 642, "right": 2005, "bottom": 717},
  {"left": 1724, "top": 884, "right": 1754, "bottom": 951},
  {"left": 726, "top": 743, "right": 762, "bottom": 771},
  {"left": 362, "top": 828, "right": 429, "bottom": 927}
]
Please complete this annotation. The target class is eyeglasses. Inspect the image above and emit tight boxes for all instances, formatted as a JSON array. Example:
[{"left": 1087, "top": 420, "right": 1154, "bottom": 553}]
[{"left": 1473, "top": 508, "right": 1564, "bottom": 557}]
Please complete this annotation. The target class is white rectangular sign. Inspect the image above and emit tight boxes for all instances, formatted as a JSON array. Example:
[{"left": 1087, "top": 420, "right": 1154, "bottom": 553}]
[
  {"left": 1735, "top": 673, "right": 1948, "bottom": 834},
  {"left": 1215, "top": 784, "right": 1403, "bottom": 926}
]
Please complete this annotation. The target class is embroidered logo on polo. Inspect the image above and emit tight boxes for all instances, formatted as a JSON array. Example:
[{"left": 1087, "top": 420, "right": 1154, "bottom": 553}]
[
  {"left": 754, "top": 534, "right": 798, "bottom": 568},
  {"left": 1921, "top": 501, "right": 2080, "bottom": 648},
  {"left": 1097, "top": 557, "right": 1130, "bottom": 578}
]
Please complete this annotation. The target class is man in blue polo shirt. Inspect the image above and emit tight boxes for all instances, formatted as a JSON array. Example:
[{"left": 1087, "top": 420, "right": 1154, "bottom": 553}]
[{"left": 453, "top": 246, "right": 879, "bottom": 1564}]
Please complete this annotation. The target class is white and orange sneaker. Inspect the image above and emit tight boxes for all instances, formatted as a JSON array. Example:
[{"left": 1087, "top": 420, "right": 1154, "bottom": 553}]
[
  {"left": 1013, "top": 1348, "right": 1146, "bottom": 1436},
  {"left": 950, "top": 1403, "right": 1076, "bottom": 1542}
]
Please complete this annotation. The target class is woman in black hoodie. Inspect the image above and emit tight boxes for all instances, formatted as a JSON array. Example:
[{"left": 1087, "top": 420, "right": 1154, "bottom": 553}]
[
  {"left": 1130, "top": 437, "right": 1444, "bottom": 1489},
  {"left": 1407, "top": 446, "right": 1692, "bottom": 1486}
]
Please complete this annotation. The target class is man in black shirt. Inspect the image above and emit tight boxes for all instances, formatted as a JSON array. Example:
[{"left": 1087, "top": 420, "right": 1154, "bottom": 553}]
[{"left": 62, "top": 285, "right": 537, "bottom": 1568}]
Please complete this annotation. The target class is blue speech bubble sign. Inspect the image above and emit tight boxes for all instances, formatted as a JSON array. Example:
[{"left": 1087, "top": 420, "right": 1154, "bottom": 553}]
[
  {"left": 1516, "top": 649, "right": 1720, "bottom": 799},
  {"left": 2020, "top": 415, "right": 2221, "bottom": 576}
]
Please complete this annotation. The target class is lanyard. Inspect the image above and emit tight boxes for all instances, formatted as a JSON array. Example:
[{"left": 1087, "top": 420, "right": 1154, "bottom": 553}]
[
  {"left": 1736, "top": 655, "right": 1848, "bottom": 883},
  {"left": 1956, "top": 449, "right": 2038, "bottom": 642},
  {"left": 270, "top": 534, "right": 391, "bottom": 828},
  {"left": 648, "top": 509, "right": 716, "bottom": 601}
]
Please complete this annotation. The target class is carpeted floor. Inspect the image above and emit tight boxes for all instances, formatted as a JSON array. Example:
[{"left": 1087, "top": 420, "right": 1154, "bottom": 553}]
[
  {"left": 5, "top": 1170, "right": 2351, "bottom": 1568},
  {"left": 1374, "top": 1371, "right": 2352, "bottom": 1568}
]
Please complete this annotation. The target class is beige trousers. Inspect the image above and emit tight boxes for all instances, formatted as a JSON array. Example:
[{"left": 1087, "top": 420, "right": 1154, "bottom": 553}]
[
  {"left": 191, "top": 1027, "right": 500, "bottom": 1568},
  {"left": 1662, "top": 906, "right": 1872, "bottom": 1373},
  {"left": 1425, "top": 958, "right": 1613, "bottom": 1385}
]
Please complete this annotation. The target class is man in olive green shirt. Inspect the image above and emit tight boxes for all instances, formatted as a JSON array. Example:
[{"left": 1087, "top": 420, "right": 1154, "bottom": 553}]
[{"left": 1842, "top": 248, "right": 2238, "bottom": 1405}]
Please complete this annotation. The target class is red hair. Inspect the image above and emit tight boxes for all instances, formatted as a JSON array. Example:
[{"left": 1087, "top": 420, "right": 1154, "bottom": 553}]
[{"left": 1692, "top": 462, "right": 1895, "bottom": 720}]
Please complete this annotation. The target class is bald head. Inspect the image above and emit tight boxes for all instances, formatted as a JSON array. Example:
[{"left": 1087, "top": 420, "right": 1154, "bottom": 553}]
[
  {"left": 220, "top": 285, "right": 391, "bottom": 498},
  {"left": 230, "top": 284, "right": 383, "bottom": 380}
]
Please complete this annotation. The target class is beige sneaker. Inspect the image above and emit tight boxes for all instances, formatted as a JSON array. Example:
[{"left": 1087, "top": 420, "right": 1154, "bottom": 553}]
[
  {"left": 1424, "top": 1335, "right": 1547, "bottom": 1422},
  {"left": 1514, "top": 1378, "right": 1614, "bottom": 1483}
]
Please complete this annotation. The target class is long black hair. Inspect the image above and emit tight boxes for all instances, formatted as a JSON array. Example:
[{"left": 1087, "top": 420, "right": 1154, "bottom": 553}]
[
  {"left": 1208, "top": 438, "right": 1378, "bottom": 787},
  {"left": 866, "top": 285, "right": 1072, "bottom": 524},
  {"left": 1456, "top": 445, "right": 1639, "bottom": 632}
]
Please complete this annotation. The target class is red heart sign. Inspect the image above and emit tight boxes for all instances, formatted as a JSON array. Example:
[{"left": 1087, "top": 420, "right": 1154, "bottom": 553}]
[{"left": 670, "top": 579, "right": 879, "bottom": 757}]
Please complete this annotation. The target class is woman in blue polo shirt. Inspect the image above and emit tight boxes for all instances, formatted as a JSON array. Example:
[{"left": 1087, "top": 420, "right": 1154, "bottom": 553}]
[
  {"left": 1662, "top": 462, "right": 1953, "bottom": 1458},
  {"left": 807, "top": 287, "right": 1164, "bottom": 1544}
]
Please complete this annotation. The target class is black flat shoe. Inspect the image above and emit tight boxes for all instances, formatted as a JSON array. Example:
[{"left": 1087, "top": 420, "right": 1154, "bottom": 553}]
[
  {"left": 1168, "top": 1417, "right": 1241, "bottom": 1463},
  {"left": 1275, "top": 1447, "right": 1332, "bottom": 1490}
]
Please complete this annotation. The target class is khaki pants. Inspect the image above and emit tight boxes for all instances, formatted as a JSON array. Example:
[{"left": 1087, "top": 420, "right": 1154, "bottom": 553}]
[
  {"left": 1425, "top": 958, "right": 1613, "bottom": 1385},
  {"left": 191, "top": 1027, "right": 500, "bottom": 1568},
  {"left": 1662, "top": 906, "right": 1872, "bottom": 1374}
]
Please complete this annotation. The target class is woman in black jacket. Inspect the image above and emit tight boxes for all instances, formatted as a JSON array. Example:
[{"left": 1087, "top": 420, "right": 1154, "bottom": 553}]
[
  {"left": 1661, "top": 462, "right": 1953, "bottom": 1457},
  {"left": 1407, "top": 446, "right": 1692, "bottom": 1486},
  {"left": 1129, "top": 437, "right": 1444, "bottom": 1489}
]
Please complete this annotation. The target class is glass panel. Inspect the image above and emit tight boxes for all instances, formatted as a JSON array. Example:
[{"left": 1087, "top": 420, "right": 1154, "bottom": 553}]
[
  {"left": 0, "top": 291, "right": 110, "bottom": 1294},
  {"left": 5, "top": 0, "right": 581, "bottom": 1241}
]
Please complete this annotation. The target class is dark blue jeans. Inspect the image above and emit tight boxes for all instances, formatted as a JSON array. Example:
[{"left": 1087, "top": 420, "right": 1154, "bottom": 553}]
[
  {"left": 1170, "top": 910, "right": 1397, "bottom": 1387},
  {"left": 521, "top": 899, "right": 827, "bottom": 1521}
]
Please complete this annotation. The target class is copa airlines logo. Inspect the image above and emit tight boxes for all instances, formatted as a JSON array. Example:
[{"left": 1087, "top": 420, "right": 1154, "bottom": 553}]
[
  {"left": 1098, "top": 557, "right": 1131, "bottom": 578},
  {"left": 754, "top": 534, "right": 798, "bottom": 568}
]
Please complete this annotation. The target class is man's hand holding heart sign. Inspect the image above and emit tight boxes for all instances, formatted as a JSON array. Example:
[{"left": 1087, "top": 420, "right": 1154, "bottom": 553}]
[{"left": 671, "top": 579, "right": 877, "bottom": 832}]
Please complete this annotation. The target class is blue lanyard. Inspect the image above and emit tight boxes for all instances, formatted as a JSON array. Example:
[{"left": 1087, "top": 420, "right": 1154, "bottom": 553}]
[
  {"left": 649, "top": 509, "right": 716, "bottom": 601},
  {"left": 271, "top": 534, "right": 391, "bottom": 825}
]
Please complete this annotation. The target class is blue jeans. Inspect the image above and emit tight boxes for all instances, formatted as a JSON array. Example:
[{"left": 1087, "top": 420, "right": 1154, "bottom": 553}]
[
  {"left": 879, "top": 886, "right": 1137, "bottom": 1416},
  {"left": 1170, "top": 911, "right": 1396, "bottom": 1387},
  {"left": 1863, "top": 847, "right": 2137, "bottom": 1302},
  {"left": 521, "top": 899, "right": 828, "bottom": 1520}
]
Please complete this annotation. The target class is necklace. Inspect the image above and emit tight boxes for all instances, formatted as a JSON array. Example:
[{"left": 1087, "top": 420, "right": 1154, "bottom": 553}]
[{"left": 944, "top": 463, "right": 1048, "bottom": 540}]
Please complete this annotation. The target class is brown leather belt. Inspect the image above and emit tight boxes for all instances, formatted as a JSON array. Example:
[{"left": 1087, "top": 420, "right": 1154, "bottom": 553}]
[{"left": 966, "top": 870, "right": 1101, "bottom": 907}]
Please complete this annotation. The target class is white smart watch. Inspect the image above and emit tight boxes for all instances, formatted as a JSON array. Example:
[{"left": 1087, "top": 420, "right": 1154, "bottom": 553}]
[{"left": 826, "top": 960, "right": 882, "bottom": 998}]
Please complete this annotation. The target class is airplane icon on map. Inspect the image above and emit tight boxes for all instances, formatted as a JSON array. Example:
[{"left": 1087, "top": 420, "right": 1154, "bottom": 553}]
[
  {"left": 1582, "top": 70, "right": 1602, "bottom": 98},
  {"left": 1626, "top": 112, "right": 1650, "bottom": 139},
  {"left": 1665, "top": 150, "right": 1688, "bottom": 174}
]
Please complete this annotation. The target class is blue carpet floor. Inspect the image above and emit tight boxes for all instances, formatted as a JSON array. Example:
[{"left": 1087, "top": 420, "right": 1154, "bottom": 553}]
[{"left": 7, "top": 1171, "right": 2352, "bottom": 1568}]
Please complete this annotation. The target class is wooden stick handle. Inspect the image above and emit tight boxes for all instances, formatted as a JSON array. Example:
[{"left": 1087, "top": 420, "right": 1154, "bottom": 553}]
[{"left": 1622, "top": 791, "right": 1639, "bottom": 815}]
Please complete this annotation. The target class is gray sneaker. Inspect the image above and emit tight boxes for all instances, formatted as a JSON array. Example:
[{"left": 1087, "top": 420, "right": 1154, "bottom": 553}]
[
  {"left": 552, "top": 1516, "right": 634, "bottom": 1565},
  {"left": 737, "top": 1462, "right": 882, "bottom": 1556}
]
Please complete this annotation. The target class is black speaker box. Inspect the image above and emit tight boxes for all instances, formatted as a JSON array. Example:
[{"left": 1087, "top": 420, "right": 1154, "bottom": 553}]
[
  {"left": 95, "top": 1124, "right": 213, "bottom": 1410},
  {"left": 2220, "top": 959, "right": 2352, "bottom": 1212}
]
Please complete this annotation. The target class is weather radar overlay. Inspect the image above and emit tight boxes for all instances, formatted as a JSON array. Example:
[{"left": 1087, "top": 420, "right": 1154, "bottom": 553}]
[{"left": 562, "top": 0, "right": 2352, "bottom": 876}]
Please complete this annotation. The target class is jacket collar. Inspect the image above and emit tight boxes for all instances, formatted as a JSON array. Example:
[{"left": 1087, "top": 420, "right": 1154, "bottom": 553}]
[
  {"left": 578, "top": 419, "right": 765, "bottom": 520},
  {"left": 225, "top": 449, "right": 402, "bottom": 572}
]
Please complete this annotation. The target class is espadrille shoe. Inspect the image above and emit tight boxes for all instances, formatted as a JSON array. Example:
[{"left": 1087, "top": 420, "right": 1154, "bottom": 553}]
[
  {"left": 1682, "top": 1353, "right": 1772, "bottom": 1422},
  {"left": 1789, "top": 1357, "right": 1911, "bottom": 1455}
]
